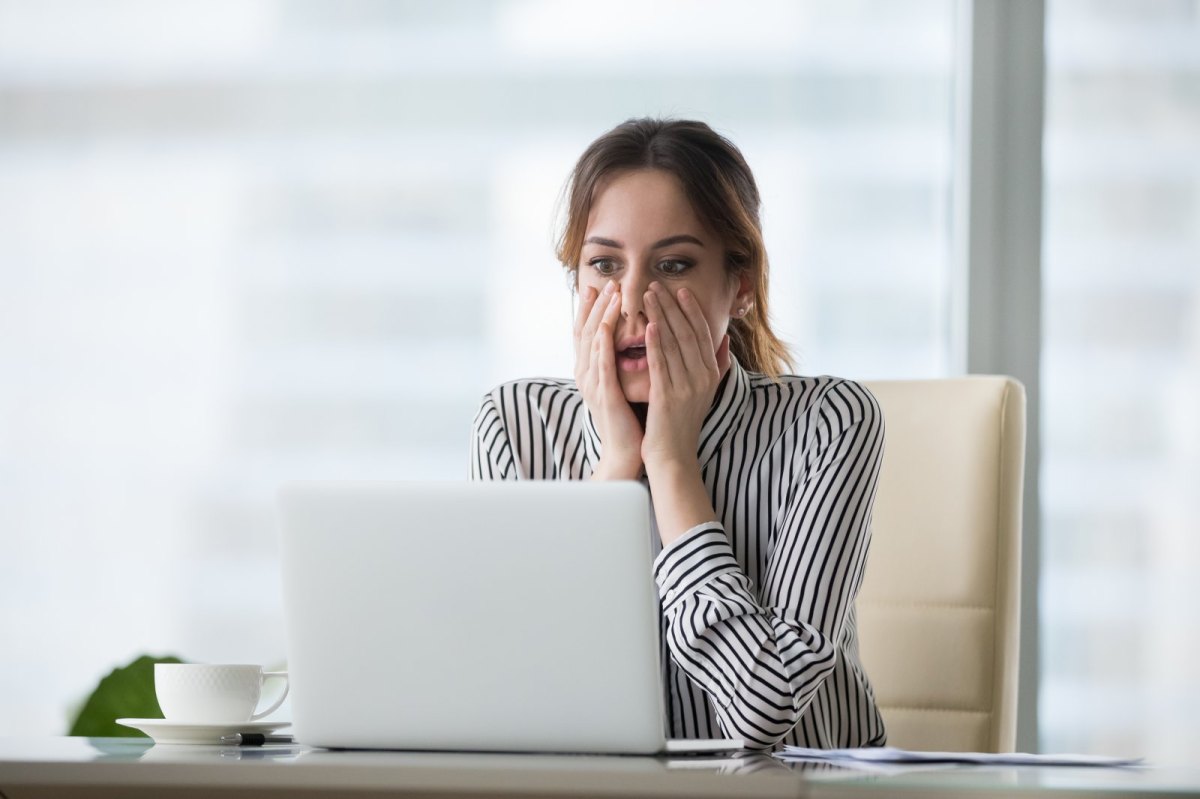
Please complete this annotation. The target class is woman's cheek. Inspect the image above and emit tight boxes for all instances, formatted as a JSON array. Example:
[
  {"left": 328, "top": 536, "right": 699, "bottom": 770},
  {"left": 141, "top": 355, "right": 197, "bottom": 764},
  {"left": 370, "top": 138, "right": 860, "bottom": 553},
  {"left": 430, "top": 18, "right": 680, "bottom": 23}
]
[{"left": 700, "top": 306, "right": 727, "bottom": 347}]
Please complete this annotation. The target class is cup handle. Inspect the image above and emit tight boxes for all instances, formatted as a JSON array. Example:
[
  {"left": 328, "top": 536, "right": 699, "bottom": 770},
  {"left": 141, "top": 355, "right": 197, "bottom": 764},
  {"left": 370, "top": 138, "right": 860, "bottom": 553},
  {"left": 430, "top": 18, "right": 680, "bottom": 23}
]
[{"left": 250, "top": 671, "right": 290, "bottom": 721}]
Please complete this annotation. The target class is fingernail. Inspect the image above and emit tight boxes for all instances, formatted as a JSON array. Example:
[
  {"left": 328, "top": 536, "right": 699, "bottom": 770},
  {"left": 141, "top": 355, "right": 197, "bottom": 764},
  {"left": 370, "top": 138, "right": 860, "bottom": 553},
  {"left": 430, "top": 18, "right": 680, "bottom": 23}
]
[
  {"left": 678, "top": 287, "right": 690, "bottom": 301},
  {"left": 603, "top": 281, "right": 616, "bottom": 295}
]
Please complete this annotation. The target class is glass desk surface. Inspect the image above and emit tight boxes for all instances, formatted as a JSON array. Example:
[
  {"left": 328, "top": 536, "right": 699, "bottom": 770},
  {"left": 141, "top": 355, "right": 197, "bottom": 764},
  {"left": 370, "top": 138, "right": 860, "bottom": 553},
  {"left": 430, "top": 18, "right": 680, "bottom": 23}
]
[{"left": 2, "top": 737, "right": 1199, "bottom": 798}]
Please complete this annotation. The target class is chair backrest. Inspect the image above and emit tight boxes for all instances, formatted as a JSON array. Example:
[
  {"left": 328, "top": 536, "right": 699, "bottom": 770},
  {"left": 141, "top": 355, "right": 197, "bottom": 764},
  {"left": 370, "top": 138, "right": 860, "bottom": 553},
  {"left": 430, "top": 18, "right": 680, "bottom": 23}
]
[{"left": 858, "top": 376, "right": 1025, "bottom": 753}]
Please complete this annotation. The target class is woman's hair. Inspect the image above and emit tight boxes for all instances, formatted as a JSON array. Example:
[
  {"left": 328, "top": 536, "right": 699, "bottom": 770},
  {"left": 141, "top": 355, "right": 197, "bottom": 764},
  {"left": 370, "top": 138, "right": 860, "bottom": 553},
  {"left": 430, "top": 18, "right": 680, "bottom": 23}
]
[{"left": 555, "top": 117, "right": 793, "bottom": 378}]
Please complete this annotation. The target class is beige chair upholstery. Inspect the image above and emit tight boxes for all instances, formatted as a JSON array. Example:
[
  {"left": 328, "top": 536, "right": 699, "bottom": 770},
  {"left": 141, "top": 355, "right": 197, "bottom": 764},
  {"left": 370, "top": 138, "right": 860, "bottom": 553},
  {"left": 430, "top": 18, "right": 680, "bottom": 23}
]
[{"left": 858, "top": 376, "right": 1025, "bottom": 753}]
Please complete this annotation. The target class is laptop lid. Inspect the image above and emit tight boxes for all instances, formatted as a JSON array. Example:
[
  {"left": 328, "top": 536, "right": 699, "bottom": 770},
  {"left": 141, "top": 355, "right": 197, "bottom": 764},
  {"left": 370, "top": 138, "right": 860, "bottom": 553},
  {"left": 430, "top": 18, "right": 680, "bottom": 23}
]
[{"left": 278, "top": 480, "right": 668, "bottom": 754}]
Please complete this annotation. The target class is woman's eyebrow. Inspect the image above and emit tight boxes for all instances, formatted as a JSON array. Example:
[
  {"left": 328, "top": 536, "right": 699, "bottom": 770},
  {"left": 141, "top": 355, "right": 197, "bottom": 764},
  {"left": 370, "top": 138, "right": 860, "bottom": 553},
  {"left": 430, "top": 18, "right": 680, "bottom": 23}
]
[{"left": 584, "top": 234, "right": 705, "bottom": 249}]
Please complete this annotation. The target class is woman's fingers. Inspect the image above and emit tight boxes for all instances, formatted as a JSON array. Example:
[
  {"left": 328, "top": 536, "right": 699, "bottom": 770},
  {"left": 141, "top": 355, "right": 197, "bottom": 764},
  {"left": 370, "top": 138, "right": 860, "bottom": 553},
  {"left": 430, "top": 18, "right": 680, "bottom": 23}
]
[
  {"left": 576, "top": 281, "right": 617, "bottom": 356},
  {"left": 676, "top": 287, "right": 719, "bottom": 373},
  {"left": 588, "top": 313, "right": 602, "bottom": 392},
  {"left": 574, "top": 285, "right": 600, "bottom": 370},
  {"left": 649, "top": 283, "right": 712, "bottom": 380},
  {"left": 581, "top": 288, "right": 617, "bottom": 373},
  {"left": 596, "top": 320, "right": 609, "bottom": 389},
  {"left": 649, "top": 284, "right": 706, "bottom": 384},
  {"left": 597, "top": 287, "right": 622, "bottom": 364},
  {"left": 590, "top": 289, "right": 622, "bottom": 390},
  {"left": 590, "top": 291, "right": 644, "bottom": 470},
  {"left": 597, "top": 320, "right": 622, "bottom": 399},
  {"left": 575, "top": 286, "right": 598, "bottom": 384},
  {"left": 645, "top": 321, "right": 671, "bottom": 396},
  {"left": 573, "top": 285, "right": 598, "bottom": 339},
  {"left": 644, "top": 288, "right": 684, "bottom": 389}
]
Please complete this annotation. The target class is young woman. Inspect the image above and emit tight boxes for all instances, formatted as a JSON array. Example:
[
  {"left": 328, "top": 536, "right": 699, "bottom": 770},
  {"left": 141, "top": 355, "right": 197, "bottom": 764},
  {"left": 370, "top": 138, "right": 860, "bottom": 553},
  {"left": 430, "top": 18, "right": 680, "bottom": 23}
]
[{"left": 470, "top": 118, "right": 886, "bottom": 751}]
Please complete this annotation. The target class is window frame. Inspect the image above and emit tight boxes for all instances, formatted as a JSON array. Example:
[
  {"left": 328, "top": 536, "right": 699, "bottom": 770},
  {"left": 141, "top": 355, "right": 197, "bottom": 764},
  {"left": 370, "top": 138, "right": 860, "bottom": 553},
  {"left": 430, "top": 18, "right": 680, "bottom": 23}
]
[{"left": 952, "top": 0, "right": 1046, "bottom": 753}]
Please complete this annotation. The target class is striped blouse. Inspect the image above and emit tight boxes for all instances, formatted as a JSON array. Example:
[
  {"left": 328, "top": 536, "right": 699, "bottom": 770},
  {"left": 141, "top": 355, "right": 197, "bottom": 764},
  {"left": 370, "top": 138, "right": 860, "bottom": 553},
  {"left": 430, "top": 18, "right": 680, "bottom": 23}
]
[{"left": 468, "top": 355, "right": 887, "bottom": 751}]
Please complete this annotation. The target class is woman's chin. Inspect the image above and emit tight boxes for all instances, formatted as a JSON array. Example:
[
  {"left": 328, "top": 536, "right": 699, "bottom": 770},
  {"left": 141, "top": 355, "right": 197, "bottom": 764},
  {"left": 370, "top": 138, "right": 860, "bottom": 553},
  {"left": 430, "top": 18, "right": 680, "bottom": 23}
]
[{"left": 618, "top": 374, "right": 649, "bottom": 404}]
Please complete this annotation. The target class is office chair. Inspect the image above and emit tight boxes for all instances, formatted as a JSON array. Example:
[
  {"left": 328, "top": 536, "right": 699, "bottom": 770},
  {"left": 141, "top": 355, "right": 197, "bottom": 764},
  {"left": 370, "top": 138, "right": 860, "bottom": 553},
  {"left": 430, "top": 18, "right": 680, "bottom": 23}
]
[{"left": 857, "top": 376, "right": 1026, "bottom": 753}]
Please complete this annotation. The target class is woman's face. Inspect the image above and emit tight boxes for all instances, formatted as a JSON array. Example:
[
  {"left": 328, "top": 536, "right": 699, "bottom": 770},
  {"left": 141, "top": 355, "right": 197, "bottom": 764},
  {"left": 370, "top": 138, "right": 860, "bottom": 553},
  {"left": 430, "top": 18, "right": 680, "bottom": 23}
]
[{"left": 576, "top": 169, "right": 750, "bottom": 403}]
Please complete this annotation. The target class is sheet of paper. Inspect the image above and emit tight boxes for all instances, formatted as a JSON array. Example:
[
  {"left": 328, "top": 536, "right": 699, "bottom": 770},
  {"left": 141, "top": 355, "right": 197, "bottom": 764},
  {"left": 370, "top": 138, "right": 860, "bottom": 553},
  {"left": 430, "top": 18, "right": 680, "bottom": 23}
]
[
  {"left": 775, "top": 746, "right": 1144, "bottom": 768},
  {"left": 665, "top": 756, "right": 752, "bottom": 771},
  {"left": 780, "top": 759, "right": 964, "bottom": 778}
]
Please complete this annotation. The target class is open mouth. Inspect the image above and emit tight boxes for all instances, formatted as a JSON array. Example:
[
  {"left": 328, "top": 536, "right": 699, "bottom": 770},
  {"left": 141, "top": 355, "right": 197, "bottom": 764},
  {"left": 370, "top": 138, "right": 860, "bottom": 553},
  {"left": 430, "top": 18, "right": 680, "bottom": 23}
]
[{"left": 617, "top": 341, "right": 648, "bottom": 372}]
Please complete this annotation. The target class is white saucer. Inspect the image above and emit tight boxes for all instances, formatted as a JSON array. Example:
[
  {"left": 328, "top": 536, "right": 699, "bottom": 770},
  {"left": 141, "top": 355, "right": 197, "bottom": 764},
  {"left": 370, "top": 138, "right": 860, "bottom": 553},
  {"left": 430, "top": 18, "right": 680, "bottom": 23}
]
[{"left": 116, "top": 718, "right": 292, "bottom": 745}]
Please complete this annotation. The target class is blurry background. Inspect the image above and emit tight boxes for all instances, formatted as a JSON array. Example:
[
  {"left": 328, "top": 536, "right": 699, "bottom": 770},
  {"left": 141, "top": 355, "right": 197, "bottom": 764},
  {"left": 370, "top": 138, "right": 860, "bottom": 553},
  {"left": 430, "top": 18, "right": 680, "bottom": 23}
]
[
  {"left": 0, "top": 0, "right": 1196, "bottom": 763},
  {"left": 1041, "top": 0, "right": 1199, "bottom": 761}
]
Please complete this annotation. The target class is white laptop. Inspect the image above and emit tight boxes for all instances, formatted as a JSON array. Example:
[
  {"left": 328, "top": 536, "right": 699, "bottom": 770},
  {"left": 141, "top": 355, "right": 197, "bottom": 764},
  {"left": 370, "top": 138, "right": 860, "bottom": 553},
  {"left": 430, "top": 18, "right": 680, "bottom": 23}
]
[{"left": 277, "top": 480, "right": 745, "bottom": 756}]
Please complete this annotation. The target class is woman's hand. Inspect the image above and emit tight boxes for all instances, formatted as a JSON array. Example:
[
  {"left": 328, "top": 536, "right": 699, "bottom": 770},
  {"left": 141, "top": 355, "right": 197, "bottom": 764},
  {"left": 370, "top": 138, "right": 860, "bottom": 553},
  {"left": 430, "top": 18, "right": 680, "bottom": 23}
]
[
  {"left": 574, "top": 281, "right": 644, "bottom": 480},
  {"left": 641, "top": 282, "right": 731, "bottom": 475}
]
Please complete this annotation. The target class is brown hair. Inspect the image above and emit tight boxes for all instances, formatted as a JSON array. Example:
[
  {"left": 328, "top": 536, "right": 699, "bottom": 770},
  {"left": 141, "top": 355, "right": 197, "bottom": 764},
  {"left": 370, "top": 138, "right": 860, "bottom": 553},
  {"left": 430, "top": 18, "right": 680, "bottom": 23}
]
[{"left": 555, "top": 117, "right": 793, "bottom": 378}]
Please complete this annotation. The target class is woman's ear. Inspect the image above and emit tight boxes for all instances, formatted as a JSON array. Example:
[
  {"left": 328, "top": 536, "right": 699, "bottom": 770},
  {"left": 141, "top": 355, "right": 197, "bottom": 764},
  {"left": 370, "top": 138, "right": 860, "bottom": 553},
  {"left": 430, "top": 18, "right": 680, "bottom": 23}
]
[{"left": 730, "top": 273, "right": 754, "bottom": 314}]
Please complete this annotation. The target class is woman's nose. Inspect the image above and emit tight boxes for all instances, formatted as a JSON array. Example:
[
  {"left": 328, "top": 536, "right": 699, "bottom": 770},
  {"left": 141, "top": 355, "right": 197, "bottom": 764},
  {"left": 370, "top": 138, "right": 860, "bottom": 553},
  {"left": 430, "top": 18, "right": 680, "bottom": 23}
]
[{"left": 619, "top": 274, "right": 649, "bottom": 321}]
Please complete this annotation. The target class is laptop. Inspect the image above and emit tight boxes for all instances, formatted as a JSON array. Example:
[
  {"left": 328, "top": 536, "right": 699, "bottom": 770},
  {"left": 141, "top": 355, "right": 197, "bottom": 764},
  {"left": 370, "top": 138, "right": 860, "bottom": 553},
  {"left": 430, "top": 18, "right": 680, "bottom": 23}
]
[{"left": 277, "top": 480, "right": 745, "bottom": 756}]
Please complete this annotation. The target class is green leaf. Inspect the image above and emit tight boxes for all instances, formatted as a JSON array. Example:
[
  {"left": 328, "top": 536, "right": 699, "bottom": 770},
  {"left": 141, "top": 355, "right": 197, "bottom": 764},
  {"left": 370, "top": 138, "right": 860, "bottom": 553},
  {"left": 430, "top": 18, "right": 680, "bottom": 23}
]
[{"left": 68, "top": 654, "right": 184, "bottom": 737}]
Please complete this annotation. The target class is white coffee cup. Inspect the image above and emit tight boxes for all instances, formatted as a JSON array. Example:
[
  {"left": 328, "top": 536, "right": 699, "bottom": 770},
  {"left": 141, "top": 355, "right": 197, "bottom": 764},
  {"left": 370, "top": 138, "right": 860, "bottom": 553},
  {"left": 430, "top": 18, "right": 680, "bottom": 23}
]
[{"left": 155, "top": 664, "right": 289, "bottom": 724}]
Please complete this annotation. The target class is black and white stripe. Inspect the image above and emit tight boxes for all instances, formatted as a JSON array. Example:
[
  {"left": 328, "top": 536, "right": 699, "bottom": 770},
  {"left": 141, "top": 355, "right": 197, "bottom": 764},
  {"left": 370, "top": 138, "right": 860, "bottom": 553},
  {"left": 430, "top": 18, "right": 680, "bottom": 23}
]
[{"left": 469, "top": 356, "right": 887, "bottom": 751}]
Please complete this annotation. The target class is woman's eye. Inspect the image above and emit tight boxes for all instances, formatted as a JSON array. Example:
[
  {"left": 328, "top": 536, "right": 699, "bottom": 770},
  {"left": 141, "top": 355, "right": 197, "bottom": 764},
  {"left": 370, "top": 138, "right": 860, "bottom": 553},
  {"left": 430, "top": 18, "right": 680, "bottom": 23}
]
[
  {"left": 659, "top": 259, "right": 692, "bottom": 276},
  {"left": 589, "top": 258, "right": 618, "bottom": 276}
]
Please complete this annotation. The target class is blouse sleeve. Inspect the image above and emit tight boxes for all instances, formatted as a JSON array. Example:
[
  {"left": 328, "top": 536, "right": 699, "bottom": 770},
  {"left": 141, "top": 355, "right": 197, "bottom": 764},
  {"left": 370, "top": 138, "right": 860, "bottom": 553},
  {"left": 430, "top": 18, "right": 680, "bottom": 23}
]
[
  {"left": 469, "top": 392, "right": 518, "bottom": 481},
  {"left": 651, "top": 379, "right": 885, "bottom": 749},
  {"left": 470, "top": 382, "right": 569, "bottom": 480}
]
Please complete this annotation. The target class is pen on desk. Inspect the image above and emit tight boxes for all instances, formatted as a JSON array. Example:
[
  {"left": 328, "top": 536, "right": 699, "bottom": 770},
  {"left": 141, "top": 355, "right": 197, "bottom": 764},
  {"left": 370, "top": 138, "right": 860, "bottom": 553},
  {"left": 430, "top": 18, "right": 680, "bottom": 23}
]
[{"left": 219, "top": 733, "right": 295, "bottom": 746}]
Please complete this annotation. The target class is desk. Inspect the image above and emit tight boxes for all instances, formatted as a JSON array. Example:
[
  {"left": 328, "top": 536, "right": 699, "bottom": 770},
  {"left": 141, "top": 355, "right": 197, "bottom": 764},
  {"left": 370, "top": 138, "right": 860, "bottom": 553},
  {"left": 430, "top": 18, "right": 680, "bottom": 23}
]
[
  {"left": 1, "top": 738, "right": 1198, "bottom": 799},
  {"left": 0, "top": 737, "right": 799, "bottom": 799}
]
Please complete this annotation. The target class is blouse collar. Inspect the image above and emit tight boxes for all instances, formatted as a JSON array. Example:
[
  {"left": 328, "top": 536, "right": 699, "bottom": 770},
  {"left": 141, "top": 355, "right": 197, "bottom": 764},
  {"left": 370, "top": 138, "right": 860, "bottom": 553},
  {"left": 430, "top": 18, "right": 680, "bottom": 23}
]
[{"left": 582, "top": 354, "right": 752, "bottom": 471}]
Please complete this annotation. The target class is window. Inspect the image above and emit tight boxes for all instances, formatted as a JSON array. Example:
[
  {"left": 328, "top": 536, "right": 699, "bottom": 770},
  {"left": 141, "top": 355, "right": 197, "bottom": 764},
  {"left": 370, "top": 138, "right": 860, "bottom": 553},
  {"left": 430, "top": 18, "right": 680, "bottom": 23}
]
[
  {"left": 1041, "top": 0, "right": 1200, "bottom": 761},
  {"left": 0, "top": 0, "right": 956, "bottom": 734}
]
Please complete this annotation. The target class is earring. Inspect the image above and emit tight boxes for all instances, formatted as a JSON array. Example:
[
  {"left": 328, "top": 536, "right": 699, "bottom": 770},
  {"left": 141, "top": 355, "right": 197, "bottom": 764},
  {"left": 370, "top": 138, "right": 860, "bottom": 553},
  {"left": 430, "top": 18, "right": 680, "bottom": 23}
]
[{"left": 735, "top": 307, "right": 748, "bottom": 318}]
